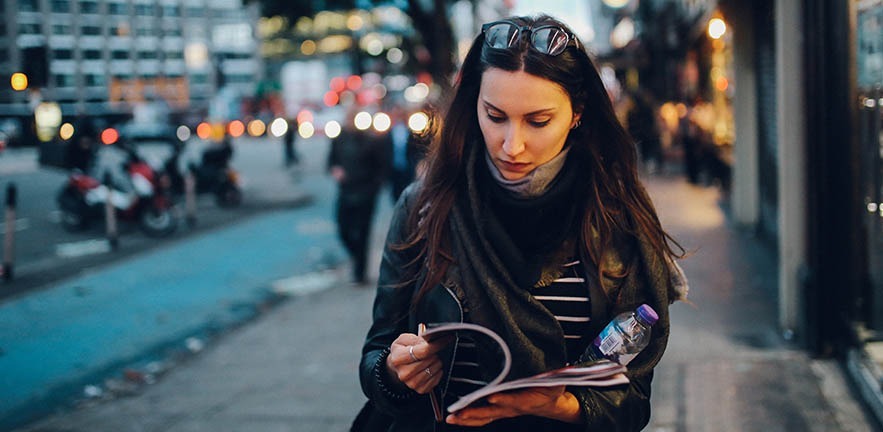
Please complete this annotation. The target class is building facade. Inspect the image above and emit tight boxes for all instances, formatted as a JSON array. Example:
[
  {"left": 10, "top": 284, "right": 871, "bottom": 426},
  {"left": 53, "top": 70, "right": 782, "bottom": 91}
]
[{"left": 0, "top": 0, "right": 261, "bottom": 138}]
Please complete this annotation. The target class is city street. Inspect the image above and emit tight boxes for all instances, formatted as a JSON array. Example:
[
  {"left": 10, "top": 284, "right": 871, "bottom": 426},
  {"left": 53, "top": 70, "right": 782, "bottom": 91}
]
[
  {"left": 0, "top": 136, "right": 312, "bottom": 298},
  {"left": 2, "top": 136, "right": 879, "bottom": 431}
]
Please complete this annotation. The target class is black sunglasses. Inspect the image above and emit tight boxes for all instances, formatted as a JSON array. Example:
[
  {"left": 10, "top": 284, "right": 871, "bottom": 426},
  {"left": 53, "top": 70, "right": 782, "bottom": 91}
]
[{"left": 480, "top": 20, "right": 579, "bottom": 56}]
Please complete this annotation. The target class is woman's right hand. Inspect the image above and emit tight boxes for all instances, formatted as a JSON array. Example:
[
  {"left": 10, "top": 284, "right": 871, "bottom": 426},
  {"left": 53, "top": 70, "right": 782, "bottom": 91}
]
[{"left": 386, "top": 333, "right": 446, "bottom": 394}]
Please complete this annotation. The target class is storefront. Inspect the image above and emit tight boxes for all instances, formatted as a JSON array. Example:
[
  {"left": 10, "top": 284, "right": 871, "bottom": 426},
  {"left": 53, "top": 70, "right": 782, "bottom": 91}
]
[{"left": 850, "top": 0, "right": 883, "bottom": 423}]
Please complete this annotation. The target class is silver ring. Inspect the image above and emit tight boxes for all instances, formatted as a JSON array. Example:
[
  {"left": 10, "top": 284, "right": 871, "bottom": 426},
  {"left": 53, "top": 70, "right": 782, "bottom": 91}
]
[
  {"left": 409, "top": 345, "right": 420, "bottom": 362},
  {"left": 424, "top": 367, "right": 433, "bottom": 376}
]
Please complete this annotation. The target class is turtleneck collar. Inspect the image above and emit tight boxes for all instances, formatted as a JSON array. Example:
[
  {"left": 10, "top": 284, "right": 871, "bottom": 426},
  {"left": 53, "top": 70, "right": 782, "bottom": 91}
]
[{"left": 484, "top": 145, "right": 571, "bottom": 199}]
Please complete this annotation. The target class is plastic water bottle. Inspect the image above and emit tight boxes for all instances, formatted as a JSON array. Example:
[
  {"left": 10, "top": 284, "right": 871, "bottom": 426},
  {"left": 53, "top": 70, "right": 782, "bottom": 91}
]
[{"left": 581, "top": 304, "right": 659, "bottom": 366}]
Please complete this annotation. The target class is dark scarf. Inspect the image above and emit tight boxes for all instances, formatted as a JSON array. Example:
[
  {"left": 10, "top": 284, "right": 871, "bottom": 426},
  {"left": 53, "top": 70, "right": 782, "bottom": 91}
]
[
  {"left": 446, "top": 140, "right": 673, "bottom": 382},
  {"left": 448, "top": 141, "right": 579, "bottom": 380}
]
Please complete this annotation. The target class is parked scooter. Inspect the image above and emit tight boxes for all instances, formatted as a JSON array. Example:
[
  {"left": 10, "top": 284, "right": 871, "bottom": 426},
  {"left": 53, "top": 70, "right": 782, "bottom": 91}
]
[
  {"left": 56, "top": 141, "right": 178, "bottom": 237},
  {"left": 164, "top": 138, "right": 242, "bottom": 208}
]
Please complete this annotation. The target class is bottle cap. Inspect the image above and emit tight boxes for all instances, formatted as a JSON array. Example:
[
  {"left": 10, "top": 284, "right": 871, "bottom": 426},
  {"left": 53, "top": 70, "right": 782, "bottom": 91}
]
[{"left": 636, "top": 304, "right": 659, "bottom": 326}]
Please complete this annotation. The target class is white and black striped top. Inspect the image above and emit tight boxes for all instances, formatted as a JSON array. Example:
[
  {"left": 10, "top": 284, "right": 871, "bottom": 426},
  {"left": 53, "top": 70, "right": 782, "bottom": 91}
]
[{"left": 445, "top": 259, "right": 591, "bottom": 400}]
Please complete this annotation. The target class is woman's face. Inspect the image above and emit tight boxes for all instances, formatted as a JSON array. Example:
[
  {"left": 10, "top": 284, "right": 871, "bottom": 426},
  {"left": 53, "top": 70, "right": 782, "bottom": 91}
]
[{"left": 477, "top": 67, "right": 580, "bottom": 181}]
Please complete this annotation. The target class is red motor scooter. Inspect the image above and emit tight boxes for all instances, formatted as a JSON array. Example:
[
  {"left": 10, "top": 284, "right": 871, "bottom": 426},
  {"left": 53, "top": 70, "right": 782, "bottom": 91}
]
[{"left": 56, "top": 143, "right": 178, "bottom": 237}]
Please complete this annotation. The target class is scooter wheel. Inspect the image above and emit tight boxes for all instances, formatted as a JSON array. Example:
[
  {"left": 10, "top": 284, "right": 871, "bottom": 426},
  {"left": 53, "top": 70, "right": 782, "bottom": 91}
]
[{"left": 139, "top": 206, "right": 177, "bottom": 237}]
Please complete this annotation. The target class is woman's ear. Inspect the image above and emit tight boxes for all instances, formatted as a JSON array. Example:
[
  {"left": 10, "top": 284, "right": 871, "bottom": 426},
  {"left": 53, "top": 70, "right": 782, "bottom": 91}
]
[{"left": 571, "top": 113, "right": 583, "bottom": 130}]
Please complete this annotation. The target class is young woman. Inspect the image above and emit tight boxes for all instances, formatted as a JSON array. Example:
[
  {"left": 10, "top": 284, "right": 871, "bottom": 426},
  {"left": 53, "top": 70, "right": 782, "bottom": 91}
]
[{"left": 357, "top": 15, "right": 686, "bottom": 432}]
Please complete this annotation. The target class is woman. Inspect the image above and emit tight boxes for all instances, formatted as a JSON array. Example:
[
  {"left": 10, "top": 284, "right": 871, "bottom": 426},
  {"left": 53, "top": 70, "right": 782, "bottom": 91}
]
[{"left": 357, "top": 15, "right": 686, "bottom": 431}]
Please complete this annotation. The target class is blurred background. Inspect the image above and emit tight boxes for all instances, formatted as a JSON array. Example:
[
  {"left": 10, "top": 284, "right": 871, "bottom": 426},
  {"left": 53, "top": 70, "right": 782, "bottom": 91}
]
[{"left": 1, "top": 0, "right": 882, "bottom": 431}]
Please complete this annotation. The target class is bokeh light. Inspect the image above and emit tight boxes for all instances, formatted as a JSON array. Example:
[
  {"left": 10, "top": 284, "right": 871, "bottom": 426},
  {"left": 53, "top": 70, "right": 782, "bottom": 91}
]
[
  {"left": 408, "top": 112, "right": 430, "bottom": 133},
  {"left": 269, "top": 118, "right": 288, "bottom": 137},
  {"left": 228, "top": 120, "right": 246, "bottom": 137},
  {"left": 298, "top": 121, "right": 315, "bottom": 138},
  {"left": 373, "top": 112, "right": 391, "bottom": 132},
  {"left": 177, "top": 125, "right": 191, "bottom": 142},
  {"left": 59, "top": 123, "right": 75, "bottom": 140},
  {"left": 354, "top": 111, "right": 372, "bottom": 130},
  {"left": 247, "top": 119, "right": 267, "bottom": 137},
  {"left": 325, "top": 120, "right": 342, "bottom": 138}
]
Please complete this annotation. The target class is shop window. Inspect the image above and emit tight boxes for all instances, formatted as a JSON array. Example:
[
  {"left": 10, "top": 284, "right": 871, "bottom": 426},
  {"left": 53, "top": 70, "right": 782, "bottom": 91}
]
[
  {"left": 81, "top": 25, "right": 102, "bottom": 36},
  {"left": 135, "top": 4, "right": 154, "bottom": 16},
  {"left": 55, "top": 74, "right": 76, "bottom": 88},
  {"left": 137, "top": 51, "right": 158, "bottom": 60},
  {"left": 52, "top": 49, "right": 74, "bottom": 60},
  {"left": 50, "top": 0, "right": 71, "bottom": 13},
  {"left": 52, "top": 24, "right": 72, "bottom": 35},
  {"left": 82, "top": 49, "right": 102, "bottom": 60},
  {"left": 162, "top": 5, "right": 180, "bottom": 17},
  {"left": 85, "top": 73, "right": 106, "bottom": 87},
  {"left": 78, "top": 1, "right": 99, "bottom": 14},
  {"left": 108, "top": 2, "right": 129, "bottom": 15},
  {"left": 19, "top": 23, "right": 42, "bottom": 35},
  {"left": 19, "top": 0, "right": 38, "bottom": 13}
]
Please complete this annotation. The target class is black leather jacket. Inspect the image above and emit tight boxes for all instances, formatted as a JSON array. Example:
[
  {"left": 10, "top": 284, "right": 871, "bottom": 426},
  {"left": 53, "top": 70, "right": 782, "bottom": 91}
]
[{"left": 359, "top": 184, "right": 660, "bottom": 432}]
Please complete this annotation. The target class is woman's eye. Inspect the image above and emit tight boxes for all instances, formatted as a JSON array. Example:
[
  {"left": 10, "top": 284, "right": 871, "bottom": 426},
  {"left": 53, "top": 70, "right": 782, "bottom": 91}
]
[
  {"left": 529, "top": 119, "right": 551, "bottom": 127},
  {"left": 486, "top": 113, "right": 505, "bottom": 123}
]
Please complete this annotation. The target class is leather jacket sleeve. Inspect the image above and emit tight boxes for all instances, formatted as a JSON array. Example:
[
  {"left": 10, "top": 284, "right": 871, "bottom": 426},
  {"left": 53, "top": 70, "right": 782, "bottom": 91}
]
[{"left": 359, "top": 184, "right": 427, "bottom": 415}]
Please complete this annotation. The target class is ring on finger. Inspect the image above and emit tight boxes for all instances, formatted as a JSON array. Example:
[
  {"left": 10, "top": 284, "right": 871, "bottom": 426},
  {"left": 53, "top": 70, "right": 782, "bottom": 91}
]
[
  {"left": 409, "top": 345, "right": 421, "bottom": 362},
  {"left": 424, "top": 367, "right": 433, "bottom": 376}
]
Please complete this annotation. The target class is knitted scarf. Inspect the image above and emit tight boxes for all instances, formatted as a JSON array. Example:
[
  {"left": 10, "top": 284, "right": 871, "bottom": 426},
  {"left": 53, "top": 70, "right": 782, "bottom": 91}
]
[{"left": 446, "top": 140, "right": 673, "bottom": 381}]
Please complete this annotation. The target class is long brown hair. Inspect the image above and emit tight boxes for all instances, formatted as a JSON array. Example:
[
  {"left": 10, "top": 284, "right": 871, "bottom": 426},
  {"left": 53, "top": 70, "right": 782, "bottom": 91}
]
[{"left": 400, "top": 15, "right": 683, "bottom": 301}]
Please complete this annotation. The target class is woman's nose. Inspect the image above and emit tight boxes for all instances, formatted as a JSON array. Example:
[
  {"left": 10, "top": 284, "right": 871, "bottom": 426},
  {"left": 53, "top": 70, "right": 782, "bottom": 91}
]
[{"left": 502, "top": 125, "right": 525, "bottom": 156}]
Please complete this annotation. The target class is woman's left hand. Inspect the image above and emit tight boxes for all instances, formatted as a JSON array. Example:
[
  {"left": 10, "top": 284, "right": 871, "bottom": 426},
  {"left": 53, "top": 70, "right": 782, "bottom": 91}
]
[{"left": 445, "top": 386, "right": 582, "bottom": 426}]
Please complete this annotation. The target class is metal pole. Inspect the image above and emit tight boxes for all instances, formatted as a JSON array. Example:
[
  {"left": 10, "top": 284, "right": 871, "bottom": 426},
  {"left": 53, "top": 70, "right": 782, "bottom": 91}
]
[
  {"left": 104, "top": 173, "right": 118, "bottom": 250},
  {"left": 2, "top": 183, "right": 16, "bottom": 281},
  {"left": 185, "top": 164, "right": 197, "bottom": 227}
]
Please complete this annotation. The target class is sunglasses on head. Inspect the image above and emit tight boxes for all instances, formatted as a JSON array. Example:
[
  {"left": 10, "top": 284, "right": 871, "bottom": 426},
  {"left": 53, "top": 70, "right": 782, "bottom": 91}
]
[{"left": 480, "top": 20, "right": 579, "bottom": 56}]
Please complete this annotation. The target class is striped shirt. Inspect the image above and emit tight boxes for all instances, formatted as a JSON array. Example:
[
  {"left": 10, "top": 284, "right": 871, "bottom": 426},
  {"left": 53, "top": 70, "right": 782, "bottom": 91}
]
[{"left": 444, "top": 259, "right": 591, "bottom": 402}]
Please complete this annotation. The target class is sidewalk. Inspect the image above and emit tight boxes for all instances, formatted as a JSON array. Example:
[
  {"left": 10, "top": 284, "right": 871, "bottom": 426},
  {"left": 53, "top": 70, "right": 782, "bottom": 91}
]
[{"left": 9, "top": 175, "right": 881, "bottom": 431}]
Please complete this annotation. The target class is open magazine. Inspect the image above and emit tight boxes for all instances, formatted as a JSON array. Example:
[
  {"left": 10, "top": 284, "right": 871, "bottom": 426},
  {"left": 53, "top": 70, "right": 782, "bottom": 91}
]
[{"left": 419, "top": 322, "right": 629, "bottom": 414}]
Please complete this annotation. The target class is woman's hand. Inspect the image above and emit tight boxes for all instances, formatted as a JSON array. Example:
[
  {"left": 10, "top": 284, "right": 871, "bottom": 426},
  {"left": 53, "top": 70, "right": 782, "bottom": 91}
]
[
  {"left": 445, "top": 386, "right": 582, "bottom": 427},
  {"left": 385, "top": 333, "right": 447, "bottom": 394}
]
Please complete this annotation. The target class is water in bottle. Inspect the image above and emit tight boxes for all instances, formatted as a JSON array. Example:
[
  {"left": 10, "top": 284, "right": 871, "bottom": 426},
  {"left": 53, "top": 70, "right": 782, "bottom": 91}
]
[{"left": 582, "top": 304, "right": 659, "bottom": 366}]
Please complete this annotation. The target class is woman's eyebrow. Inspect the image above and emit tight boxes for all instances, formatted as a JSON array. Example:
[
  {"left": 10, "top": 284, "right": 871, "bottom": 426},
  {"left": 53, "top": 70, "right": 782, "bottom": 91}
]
[{"left": 481, "top": 99, "right": 557, "bottom": 116}]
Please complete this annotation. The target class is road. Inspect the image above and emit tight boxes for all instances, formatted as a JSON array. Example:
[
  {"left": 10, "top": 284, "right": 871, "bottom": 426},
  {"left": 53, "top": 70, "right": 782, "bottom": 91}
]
[{"left": 0, "top": 136, "right": 310, "bottom": 300}]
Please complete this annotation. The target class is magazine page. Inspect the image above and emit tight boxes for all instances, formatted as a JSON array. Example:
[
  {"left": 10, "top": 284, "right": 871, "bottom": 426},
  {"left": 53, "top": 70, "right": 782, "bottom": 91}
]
[
  {"left": 446, "top": 361, "right": 628, "bottom": 413},
  {"left": 421, "top": 322, "right": 629, "bottom": 414}
]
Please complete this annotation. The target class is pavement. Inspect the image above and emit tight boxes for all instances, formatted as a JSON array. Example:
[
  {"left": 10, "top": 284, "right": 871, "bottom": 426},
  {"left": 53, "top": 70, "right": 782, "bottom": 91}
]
[{"left": 3, "top": 149, "right": 882, "bottom": 430}]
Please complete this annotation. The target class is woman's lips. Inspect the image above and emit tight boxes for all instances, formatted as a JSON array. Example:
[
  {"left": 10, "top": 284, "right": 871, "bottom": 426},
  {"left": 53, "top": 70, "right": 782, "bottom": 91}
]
[{"left": 498, "top": 160, "right": 532, "bottom": 173}]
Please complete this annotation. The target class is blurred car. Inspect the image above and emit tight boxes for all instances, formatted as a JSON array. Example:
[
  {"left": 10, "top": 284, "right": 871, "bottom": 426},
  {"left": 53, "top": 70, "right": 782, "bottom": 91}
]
[{"left": 119, "top": 121, "right": 177, "bottom": 144}]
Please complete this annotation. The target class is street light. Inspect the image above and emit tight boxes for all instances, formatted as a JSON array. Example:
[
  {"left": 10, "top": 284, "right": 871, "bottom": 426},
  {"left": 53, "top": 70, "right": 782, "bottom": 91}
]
[
  {"left": 708, "top": 18, "right": 727, "bottom": 40},
  {"left": 10, "top": 73, "right": 28, "bottom": 91}
]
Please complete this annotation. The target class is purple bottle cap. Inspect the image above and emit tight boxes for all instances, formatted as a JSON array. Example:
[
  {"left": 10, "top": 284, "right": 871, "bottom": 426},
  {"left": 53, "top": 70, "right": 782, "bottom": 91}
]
[{"left": 636, "top": 304, "right": 659, "bottom": 326}]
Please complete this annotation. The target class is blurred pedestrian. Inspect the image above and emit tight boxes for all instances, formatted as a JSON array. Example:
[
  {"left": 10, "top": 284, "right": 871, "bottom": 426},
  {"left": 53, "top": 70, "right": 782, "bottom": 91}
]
[
  {"left": 65, "top": 116, "right": 97, "bottom": 173},
  {"left": 283, "top": 117, "right": 299, "bottom": 167},
  {"left": 386, "top": 105, "right": 424, "bottom": 203},
  {"left": 627, "top": 89, "right": 662, "bottom": 174},
  {"left": 356, "top": 14, "right": 687, "bottom": 431},
  {"left": 328, "top": 104, "right": 390, "bottom": 285}
]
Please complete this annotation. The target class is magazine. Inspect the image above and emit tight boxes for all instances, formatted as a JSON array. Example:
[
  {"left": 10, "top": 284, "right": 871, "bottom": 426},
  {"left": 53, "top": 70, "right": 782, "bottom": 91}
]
[{"left": 419, "top": 322, "right": 629, "bottom": 414}]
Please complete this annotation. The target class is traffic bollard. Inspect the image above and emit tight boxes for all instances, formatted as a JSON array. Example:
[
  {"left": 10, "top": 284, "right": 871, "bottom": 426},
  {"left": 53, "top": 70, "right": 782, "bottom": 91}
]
[
  {"left": 2, "top": 183, "right": 16, "bottom": 281},
  {"left": 185, "top": 164, "right": 197, "bottom": 228},
  {"left": 103, "top": 173, "right": 118, "bottom": 250}
]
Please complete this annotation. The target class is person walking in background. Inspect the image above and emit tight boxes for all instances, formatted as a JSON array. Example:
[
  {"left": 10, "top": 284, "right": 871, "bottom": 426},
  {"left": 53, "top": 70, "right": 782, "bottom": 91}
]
[
  {"left": 387, "top": 104, "right": 424, "bottom": 203},
  {"left": 328, "top": 103, "right": 390, "bottom": 285},
  {"left": 627, "top": 89, "right": 662, "bottom": 174},
  {"left": 355, "top": 14, "right": 687, "bottom": 431},
  {"left": 283, "top": 117, "right": 299, "bottom": 167},
  {"left": 65, "top": 116, "right": 98, "bottom": 173}
]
